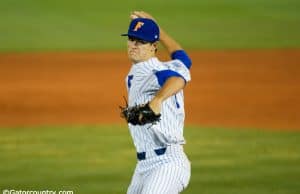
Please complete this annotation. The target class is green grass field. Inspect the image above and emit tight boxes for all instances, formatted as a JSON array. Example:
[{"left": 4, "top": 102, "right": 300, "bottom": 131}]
[
  {"left": 1, "top": 0, "right": 300, "bottom": 193},
  {"left": 1, "top": 125, "right": 300, "bottom": 194},
  {"left": 0, "top": 0, "right": 300, "bottom": 51}
]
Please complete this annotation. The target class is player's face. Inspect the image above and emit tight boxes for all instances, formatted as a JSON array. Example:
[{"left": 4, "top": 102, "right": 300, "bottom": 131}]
[{"left": 127, "top": 37, "right": 157, "bottom": 63}]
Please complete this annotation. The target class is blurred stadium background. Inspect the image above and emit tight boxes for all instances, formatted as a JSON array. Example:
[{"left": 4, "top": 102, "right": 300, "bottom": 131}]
[{"left": 0, "top": 0, "right": 300, "bottom": 193}]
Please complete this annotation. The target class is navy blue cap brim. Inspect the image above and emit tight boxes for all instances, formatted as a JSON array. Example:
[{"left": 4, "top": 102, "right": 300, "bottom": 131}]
[{"left": 121, "top": 33, "right": 156, "bottom": 43}]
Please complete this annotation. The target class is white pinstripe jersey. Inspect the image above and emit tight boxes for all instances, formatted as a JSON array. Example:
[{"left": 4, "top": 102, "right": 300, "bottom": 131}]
[{"left": 125, "top": 57, "right": 191, "bottom": 153}]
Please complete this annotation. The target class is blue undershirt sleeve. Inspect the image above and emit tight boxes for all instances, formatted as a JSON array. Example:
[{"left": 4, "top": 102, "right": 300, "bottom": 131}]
[
  {"left": 171, "top": 50, "right": 192, "bottom": 69},
  {"left": 155, "top": 70, "right": 186, "bottom": 87}
]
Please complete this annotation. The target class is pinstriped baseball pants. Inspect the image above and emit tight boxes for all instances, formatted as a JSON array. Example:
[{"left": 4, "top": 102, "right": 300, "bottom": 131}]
[{"left": 127, "top": 145, "right": 191, "bottom": 194}]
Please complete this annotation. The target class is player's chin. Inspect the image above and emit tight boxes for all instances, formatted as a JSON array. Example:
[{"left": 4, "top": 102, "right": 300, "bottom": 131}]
[{"left": 128, "top": 53, "right": 140, "bottom": 62}]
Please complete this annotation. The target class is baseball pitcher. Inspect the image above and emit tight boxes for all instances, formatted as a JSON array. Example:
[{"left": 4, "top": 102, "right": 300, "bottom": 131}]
[{"left": 120, "top": 11, "right": 192, "bottom": 194}]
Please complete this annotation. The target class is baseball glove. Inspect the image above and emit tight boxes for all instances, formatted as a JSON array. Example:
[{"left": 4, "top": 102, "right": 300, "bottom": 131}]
[{"left": 119, "top": 98, "right": 161, "bottom": 125}]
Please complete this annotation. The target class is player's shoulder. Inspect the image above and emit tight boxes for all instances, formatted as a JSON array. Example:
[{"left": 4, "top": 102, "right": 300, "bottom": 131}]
[
  {"left": 163, "top": 59, "right": 185, "bottom": 67},
  {"left": 151, "top": 58, "right": 189, "bottom": 72},
  {"left": 160, "top": 59, "right": 188, "bottom": 71}
]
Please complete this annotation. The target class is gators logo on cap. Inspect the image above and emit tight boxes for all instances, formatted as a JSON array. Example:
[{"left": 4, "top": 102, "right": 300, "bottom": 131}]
[{"left": 133, "top": 22, "right": 144, "bottom": 31}]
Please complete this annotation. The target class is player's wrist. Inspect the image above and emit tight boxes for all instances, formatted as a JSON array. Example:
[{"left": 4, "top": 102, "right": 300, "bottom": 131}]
[{"left": 149, "top": 98, "right": 162, "bottom": 114}]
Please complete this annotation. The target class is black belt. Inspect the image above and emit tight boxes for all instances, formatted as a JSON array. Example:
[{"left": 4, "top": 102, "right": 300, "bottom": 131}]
[{"left": 137, "top": 147, "right": 167, "bottom": 161}]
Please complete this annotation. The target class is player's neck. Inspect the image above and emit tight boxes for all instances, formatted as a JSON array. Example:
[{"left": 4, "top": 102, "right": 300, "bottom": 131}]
[{"left": 131, "top": 55, "right": 156, "bottom": 64}]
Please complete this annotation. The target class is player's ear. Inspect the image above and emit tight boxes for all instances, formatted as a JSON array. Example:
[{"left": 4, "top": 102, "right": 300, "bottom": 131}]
[{"left": 151, "top": 42, "right": 158, "bottom": 53}]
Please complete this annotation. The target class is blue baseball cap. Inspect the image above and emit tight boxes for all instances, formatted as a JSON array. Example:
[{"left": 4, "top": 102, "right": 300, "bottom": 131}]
[{"left": 122, "top": 18, "right": 160, "bottom": 43}]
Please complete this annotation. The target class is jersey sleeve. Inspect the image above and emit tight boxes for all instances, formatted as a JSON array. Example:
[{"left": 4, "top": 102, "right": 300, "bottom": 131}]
[
  {"left": 154, "top": 59, "right": 191, "bottom": 87},
  {"left": 171, "top": 50, "right": 192, "bottom": 69}
]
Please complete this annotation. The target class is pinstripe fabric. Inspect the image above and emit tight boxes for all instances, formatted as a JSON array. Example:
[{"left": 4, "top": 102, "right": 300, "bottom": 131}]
[
  {"left": 127, "top": 145, "right": 191, "bottom": 194},
  {"left": 125, "top": 57, "right": 191, "bottom": 193}
]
